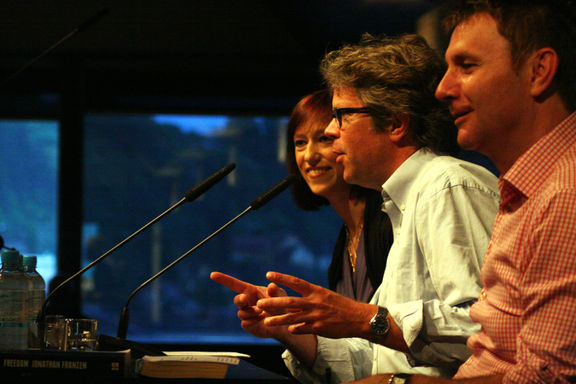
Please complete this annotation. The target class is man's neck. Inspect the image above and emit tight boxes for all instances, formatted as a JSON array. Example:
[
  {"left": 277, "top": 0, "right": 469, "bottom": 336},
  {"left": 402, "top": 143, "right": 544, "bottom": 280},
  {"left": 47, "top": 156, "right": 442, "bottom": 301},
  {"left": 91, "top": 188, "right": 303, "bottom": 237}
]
[
  {"left": 380, "top": 146, "right": 420, "bottom": 185},
  {"left": 495, "top": 97, "right": 571, "bottom": 174}
]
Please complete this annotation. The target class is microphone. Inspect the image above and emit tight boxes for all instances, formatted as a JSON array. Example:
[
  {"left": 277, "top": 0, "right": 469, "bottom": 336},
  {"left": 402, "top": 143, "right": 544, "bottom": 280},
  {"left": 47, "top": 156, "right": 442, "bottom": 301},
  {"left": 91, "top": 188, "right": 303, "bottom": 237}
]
[
  {"left": 37, "top": 163, "right": 236, "bottom": 345},
  {"left": 184, "top": 163, "right": 237, "bottom": 202},
  {"left": 2, "top": 8, "right": 110, "bottom": 87},
  {"left": 116, "top": 174, "right": 297, "bottom": 339}
]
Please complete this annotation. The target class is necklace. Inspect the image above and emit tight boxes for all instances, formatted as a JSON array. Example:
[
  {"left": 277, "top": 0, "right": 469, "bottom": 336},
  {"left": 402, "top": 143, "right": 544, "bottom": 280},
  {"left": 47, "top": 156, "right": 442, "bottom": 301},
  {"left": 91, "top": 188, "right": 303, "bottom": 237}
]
[{"left": 346, "top": 223, "right": 364, "bottom": 273}]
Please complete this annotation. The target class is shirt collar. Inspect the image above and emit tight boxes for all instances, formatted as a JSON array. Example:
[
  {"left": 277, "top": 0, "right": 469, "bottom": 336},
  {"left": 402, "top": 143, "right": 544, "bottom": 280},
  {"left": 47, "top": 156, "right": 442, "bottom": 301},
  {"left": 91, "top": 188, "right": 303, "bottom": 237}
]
[
  {"left": 503, "top": 111, "right": 576, "bottom": 199},
  {"left": 381, "top": 148, "right": 436, "bottom": 208}
]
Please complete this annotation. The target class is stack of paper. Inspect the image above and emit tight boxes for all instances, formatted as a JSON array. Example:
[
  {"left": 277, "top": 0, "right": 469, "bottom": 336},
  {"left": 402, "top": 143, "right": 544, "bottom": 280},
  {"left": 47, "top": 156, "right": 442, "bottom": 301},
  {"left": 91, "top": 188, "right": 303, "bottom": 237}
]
[{"left": 136, "top": 351, "right": 250, "bottom": 379}]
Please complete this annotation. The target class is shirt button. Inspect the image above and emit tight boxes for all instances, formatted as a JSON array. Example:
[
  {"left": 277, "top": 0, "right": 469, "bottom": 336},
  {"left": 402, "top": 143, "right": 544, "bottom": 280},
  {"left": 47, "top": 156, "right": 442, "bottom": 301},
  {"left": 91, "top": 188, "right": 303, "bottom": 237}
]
[{"left": 400, "top": 204, "right": 406, "bottom": 211}]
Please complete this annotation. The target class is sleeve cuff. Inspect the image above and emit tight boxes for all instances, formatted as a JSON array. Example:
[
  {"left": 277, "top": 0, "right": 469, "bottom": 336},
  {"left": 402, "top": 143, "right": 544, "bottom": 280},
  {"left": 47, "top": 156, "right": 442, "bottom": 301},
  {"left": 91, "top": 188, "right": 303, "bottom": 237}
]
[
  {"left": 387, "top": 300, "right": 423, "bottom": 348},
  {"left": 282, "top": 337, "right": 373, "bottom": 384}
]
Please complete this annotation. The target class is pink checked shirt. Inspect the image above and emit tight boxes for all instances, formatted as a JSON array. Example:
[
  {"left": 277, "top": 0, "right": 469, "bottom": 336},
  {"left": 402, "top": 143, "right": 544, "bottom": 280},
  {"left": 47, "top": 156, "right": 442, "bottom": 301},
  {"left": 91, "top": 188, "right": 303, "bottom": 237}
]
[{"left": 455, "top": 112, "right": 576, "bottom": 383}]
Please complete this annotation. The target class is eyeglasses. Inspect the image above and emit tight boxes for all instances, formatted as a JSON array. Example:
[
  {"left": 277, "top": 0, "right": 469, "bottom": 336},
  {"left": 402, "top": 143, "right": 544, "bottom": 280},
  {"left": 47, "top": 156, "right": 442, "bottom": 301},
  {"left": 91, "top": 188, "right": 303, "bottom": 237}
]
[{"left": 332, "top": 107, "right": 372, "bottom": 127}]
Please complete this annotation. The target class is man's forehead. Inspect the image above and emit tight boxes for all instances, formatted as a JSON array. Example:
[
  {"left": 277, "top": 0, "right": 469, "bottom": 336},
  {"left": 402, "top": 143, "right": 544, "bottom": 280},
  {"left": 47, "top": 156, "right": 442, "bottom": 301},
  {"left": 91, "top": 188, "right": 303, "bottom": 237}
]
[
  {"left": 332, "top": 88, "right": 363, "bottom": 106},
  {"left": 446, "top": 13, "right": 510, "bottom": 61}
]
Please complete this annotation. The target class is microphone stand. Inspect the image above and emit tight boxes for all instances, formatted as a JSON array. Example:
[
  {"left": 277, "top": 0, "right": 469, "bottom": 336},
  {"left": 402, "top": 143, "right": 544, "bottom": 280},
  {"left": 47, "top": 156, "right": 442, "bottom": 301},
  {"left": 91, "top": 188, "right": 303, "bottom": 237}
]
[
  {"left": 37, "top": 163, "right": 236, "bottom": 350},
  {"left": 36, "top": 198, "right": 186, "bottom": 351},
  {"left": 1, "top": 8, "right": 109, "bottom": 86},
  {"left": 117, "top": 207, "right": 250, "bottom": 340},
  {"left": 116, "top": 174, "right": 296, "bottom": 340}
]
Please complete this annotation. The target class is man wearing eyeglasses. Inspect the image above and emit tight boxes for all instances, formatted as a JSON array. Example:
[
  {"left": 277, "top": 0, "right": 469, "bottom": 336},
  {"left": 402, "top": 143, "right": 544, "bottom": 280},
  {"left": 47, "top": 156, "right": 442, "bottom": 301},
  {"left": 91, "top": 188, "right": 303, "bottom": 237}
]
[{"left": 212, "top": 34, "right": 500, "bottom": 382}]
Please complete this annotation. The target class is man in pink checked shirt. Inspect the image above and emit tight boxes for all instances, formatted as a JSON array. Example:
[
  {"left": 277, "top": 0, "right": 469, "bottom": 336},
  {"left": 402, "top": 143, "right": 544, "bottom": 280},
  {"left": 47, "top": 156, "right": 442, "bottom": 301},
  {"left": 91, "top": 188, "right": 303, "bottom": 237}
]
[{"left": 353, "top": 0, "right": 576, "bottom": 383}]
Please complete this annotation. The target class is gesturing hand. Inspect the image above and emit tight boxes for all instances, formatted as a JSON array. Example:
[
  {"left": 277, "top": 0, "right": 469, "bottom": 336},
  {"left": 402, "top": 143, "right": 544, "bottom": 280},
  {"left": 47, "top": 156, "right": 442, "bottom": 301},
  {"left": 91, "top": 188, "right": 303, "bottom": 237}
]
[
  {"left": 210, "top": 271, "right": 288, "bottom": 340},
  {"left": 256, "top": 271, "right": 376, "bottom": 339}
]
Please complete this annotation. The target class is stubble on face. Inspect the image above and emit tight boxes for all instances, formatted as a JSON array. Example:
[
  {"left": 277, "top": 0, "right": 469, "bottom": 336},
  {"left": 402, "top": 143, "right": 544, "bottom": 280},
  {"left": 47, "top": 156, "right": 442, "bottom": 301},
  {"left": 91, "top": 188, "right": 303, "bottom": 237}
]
[
  {"left": 330, "top": 88, "right": 389, "bottom": 191},
  {"left": 441, "top": 14, "right": 532, "bottom": 164}
]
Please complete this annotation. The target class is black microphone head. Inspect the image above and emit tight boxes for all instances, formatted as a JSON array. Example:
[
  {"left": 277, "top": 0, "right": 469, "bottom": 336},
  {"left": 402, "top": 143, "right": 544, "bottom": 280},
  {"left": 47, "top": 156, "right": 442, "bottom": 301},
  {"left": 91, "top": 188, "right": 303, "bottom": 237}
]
[
  {"left": 77, "top": 8, "right": 110, "bottom": 32},
  {"left": 250, "top": 174, "right": 297, "bottom": 210},
  {"left": 184, "top": 163, "right": 236, "bottom": 202}
]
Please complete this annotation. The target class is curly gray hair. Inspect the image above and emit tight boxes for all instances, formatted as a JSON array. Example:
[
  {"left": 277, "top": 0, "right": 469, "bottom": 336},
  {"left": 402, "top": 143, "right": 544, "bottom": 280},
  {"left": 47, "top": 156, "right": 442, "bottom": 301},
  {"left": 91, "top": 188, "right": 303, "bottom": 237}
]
[{"left": 320, "top": 33, "right": 458, "bottom": 155}]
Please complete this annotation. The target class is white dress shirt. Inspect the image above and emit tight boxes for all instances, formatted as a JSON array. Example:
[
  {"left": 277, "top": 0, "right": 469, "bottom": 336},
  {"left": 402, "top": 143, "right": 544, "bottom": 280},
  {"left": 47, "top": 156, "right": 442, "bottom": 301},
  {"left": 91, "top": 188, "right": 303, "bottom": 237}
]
[{"left": 283, "top": 149, "right": 500, "bottom": 383}]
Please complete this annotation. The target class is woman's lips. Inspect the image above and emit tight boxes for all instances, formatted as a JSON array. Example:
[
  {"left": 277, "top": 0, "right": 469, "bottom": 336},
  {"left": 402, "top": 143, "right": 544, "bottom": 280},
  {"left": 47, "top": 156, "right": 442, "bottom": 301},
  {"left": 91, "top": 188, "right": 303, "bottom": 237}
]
[{"left": 306, "top": 167, "right": 331, "bottom": 177}]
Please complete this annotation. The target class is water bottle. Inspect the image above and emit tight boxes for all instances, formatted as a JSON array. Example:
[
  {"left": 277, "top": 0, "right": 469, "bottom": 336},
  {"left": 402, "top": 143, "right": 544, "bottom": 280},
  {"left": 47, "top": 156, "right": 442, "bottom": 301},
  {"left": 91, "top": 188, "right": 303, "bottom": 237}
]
[
  {"left": 0, "top": 250, "right": 28, "bottom": 350},
  {"left": 22, "top": 255, "right": 46, "bottom": 349}
]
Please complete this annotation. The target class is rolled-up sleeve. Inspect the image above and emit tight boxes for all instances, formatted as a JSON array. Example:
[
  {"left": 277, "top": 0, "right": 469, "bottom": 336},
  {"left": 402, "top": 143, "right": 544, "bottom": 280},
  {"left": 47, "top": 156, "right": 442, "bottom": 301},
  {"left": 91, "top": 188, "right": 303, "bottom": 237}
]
[
  {"left": 390, "top": 174, "right": 498, "bottom": 369},
  {"left": 282, "top": 337, "right": 373, "bottom": 384}
]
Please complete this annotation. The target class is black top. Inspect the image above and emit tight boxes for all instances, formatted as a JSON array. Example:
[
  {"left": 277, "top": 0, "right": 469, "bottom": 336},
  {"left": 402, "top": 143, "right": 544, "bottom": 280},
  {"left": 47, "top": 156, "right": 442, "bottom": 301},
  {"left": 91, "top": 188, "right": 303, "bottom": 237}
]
[{"left": 327, "top": 190, "right": 393, "bottom": 302}]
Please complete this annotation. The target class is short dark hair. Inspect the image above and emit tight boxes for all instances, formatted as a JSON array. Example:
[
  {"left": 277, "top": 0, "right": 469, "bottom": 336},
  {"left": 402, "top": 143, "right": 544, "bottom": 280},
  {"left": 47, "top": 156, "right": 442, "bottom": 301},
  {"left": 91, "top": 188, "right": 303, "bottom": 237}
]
[
  {"left": 442, "top": 0, "right": 576, "bottom": 111},
  {"left": 285, "top": 90, "right": 372, "bottom": 210},
  {"left": 320, "top": 33, "right": 458, "bottom": 156}
]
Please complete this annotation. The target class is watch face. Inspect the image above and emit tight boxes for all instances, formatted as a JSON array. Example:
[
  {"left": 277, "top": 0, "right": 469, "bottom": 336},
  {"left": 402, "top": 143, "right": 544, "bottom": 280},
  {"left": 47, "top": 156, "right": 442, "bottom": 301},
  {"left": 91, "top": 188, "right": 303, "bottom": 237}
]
[
  {"left": 370, "top": 306, "right": 390, "bottom": 336},
  {"left": 391, "top": 375, "right": 408, "bottom": 384}
]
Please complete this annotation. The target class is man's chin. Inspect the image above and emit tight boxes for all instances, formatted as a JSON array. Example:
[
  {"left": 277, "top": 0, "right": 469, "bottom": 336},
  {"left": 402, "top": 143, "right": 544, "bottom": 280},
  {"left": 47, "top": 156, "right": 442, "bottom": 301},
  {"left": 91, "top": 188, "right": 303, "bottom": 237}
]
[
  {"left": 457, "top": 130, "right": 479, "bottom": 151},
  {"left": 343, "top": 173, "right": 371, "bottom": 190},
  {"left": 342, "top": 170, "right": 356, "bottom": 185}
]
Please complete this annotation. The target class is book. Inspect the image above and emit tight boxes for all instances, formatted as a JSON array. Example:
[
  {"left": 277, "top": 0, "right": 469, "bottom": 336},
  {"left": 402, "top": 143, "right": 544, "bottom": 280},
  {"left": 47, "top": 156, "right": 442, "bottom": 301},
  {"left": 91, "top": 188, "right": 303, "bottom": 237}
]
[
  {"left": 135, "top": 351, "right": 250, "bottom": 379},
  {"left": 0, "top": 349, "right": 131, "bottom": 377}
]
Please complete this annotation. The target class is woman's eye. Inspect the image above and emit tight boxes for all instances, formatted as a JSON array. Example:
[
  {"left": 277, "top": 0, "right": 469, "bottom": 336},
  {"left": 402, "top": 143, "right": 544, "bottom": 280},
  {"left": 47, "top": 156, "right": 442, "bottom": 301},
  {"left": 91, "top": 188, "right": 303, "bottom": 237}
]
[
  {"left": 319, "top": 135, "right": 334, "bottom": 143},
  {"left": 294, "top": 140, "right": 306, "bottom": 147}
]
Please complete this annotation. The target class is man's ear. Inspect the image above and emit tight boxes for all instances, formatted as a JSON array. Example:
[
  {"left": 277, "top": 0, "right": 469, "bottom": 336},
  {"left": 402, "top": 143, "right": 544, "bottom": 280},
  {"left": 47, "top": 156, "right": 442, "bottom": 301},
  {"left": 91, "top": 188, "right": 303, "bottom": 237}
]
[
  {"left": 529, "top": 47, "right": 559, "bottom": 100},
  {"left": 388, "top": 113, "right": 410, "bottom": 144}
]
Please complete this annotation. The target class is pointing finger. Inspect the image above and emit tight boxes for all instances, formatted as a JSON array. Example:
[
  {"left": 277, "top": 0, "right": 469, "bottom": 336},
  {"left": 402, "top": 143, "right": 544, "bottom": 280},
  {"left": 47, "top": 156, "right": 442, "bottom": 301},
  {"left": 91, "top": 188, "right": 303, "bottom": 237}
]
[
  {"left": 266, "top": 271, "right": 317, "bottom": 296},
  {"left": 211, "top": 271, "right": 258, "bottom": 295}
]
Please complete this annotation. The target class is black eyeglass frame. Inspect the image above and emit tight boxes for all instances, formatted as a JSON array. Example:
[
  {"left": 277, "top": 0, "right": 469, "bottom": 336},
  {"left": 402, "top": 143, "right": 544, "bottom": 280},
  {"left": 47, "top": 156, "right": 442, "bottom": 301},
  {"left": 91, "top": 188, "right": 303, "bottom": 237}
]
[{"left": 332, "top": 107, "right": 372, "bottom": 127}]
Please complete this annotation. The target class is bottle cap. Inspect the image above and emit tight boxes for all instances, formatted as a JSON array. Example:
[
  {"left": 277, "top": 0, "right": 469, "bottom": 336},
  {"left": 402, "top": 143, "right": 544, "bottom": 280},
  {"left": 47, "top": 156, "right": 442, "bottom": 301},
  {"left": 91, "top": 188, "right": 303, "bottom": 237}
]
[
  {"left": 1, "top": 249, "right": 22, "bottom": 266},
  {"left": 22, "top": 255, "right": 37, "bottom": 268}
]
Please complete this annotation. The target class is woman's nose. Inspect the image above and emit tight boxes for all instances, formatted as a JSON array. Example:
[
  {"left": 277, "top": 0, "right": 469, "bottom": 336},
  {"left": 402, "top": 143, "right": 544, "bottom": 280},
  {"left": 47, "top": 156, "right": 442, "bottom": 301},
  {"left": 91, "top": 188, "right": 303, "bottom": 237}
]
[{"left": 304, "top": 144, "right": 320, "bottom": 163}]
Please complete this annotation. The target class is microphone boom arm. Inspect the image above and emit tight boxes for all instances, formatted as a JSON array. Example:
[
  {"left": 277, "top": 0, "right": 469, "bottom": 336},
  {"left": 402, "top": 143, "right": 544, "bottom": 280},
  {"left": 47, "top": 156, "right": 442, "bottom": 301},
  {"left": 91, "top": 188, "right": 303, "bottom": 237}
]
[
  {"left": 116, "top": 173, "right": 296, "bottom": 339},
  {"left": 45, "top": 196, "right": 188, "bottom": 308},
  {"left": 116, "top": 206, "right": 252, "bottom": 339},
  {"left": 37, "top": 163, "right": 235, "bottom": 346},
  {"left": 1, "top": 8, "right": 110, "bottom": 86},
  {"left": 38, "top": 195, "right": 189, "bottom": 340}
]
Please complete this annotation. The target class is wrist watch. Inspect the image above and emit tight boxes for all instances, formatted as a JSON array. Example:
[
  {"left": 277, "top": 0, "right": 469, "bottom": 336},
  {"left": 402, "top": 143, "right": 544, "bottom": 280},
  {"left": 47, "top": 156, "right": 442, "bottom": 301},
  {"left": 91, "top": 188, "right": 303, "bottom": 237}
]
[
  {"left": 388, "top": 374, "right": 411, "bottom": 384},
  {"left": 369, "top": 306, "right": 390, "bottom": 342}
]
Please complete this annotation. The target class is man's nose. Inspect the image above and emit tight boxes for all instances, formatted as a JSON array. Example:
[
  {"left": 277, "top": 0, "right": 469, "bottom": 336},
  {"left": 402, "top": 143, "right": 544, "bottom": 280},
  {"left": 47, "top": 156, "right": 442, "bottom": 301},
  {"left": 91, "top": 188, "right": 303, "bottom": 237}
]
[
  {"left": 324, "top": 118, "right": 340, "bottom": 138},
  {"left": 435, "top": 70, "right": 457, "bottom": 102}
]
